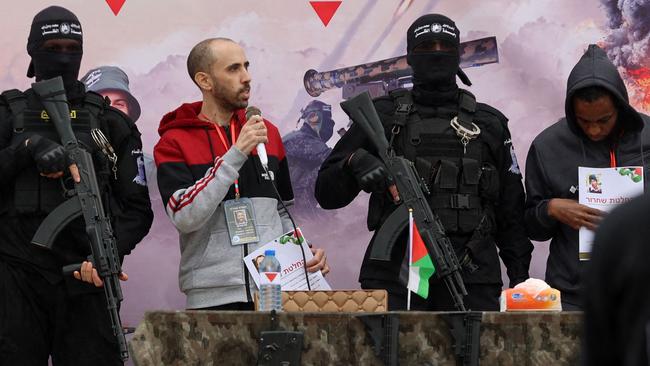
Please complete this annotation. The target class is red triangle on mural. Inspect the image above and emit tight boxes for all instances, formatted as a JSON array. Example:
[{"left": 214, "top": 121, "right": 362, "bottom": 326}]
[
  {"left": 106, "top": 0, "right": 126, "bottom": 16},
  {"left": 309, "top": 1, "right": 342, "bottom": 27},
  {"left": 265, "top": 272, "right": 278, "bottom": 282}
]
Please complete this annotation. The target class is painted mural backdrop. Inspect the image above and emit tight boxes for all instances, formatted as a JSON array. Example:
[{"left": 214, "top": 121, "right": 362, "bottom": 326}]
[{"left": 2, "top": 0, "right": 648, "bottom": 326}]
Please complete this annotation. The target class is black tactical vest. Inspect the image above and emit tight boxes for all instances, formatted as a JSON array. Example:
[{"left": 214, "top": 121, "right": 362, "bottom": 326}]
[
  {"left": 2, "top": 89, "right": 112, "bottom": 215},
  {"left": 380, "top": 89, "right": 499, "bottom": 237}
]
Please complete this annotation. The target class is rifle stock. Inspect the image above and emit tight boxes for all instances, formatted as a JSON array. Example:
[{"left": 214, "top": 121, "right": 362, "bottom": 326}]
[
  {"left": 340, "top": 91, "right": 468, "bottom": 311},
  {"left": 31, "top": 76, "right": 129, "bottom": 360}
]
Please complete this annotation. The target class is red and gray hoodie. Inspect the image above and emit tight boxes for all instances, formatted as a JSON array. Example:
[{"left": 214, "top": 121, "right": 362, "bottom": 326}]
[{"left": 154, "top": 101, "right": 294, "bottom": 308}]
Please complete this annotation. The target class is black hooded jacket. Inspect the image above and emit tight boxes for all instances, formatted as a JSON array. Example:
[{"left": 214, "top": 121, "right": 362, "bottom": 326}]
[{"left": 524, "top": 45, "right": 650, "bottom": 307}]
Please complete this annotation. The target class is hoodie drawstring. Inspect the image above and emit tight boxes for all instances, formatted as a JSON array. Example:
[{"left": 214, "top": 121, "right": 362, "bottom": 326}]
[{"left": 580, "top": 138, "right": 587, "bottom": 165}]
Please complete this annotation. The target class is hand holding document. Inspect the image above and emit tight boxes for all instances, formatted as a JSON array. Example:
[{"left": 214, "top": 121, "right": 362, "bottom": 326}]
[
  {"left": 244, "top": 228, "right": 331, "bottom": 290},
  {"left": 578, "top": 166, "right": 644, "bottom": 260}
]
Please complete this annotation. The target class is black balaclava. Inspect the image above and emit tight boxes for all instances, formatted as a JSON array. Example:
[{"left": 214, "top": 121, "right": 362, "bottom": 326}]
[
  {"left": 300, "top": 100, "right": 335, "bottom": 142},
  {"left": 27, "top": 6, "right": 83, "bottom": 89},
  {"left": 406, "top": 14, "right": 461, "bottom": 100}
]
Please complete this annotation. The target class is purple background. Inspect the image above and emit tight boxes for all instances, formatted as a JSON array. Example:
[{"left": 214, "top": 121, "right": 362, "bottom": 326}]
[{"left": 1, "top": 1, "right": 648, "bottom": 329}]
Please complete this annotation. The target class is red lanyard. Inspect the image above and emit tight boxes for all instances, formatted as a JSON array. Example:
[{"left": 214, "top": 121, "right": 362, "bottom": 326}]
[
  {"left": 609, "top": 131, "right": 625, "bottom": 168},
  {"left": 200, "top": 113, "right": 241, "bottom": 198}
]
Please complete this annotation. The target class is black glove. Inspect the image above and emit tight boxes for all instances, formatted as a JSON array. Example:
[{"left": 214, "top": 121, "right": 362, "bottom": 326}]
[
  {"left": 26, "top": 134, "right": 72, "bottom": 174},
  {"left": 346, "top": 148, "right": 391, "bottom": 193}
]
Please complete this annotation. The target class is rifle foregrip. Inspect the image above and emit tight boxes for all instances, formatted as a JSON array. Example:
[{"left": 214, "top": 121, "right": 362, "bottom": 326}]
[{"left": 62, "top": 263, "right": 82, "bottom": 276}]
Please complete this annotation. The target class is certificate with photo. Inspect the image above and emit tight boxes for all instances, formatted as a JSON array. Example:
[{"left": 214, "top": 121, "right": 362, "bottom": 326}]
[
  {"left": 243, "top": 228, "right": 331, "bottom": 291},
  {"left": 578, "top": 166, "right": 644, "bottom": 260}
]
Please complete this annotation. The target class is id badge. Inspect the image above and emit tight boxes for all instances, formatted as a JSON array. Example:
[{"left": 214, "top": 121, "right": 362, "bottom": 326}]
[{"left": 224, "top": 198, "right": 260, "bottom": 245}]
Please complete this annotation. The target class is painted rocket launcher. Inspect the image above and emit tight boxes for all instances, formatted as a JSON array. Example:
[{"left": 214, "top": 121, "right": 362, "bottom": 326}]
[
  {"left": 500, "top": 278, "right": 562, "bottom": 312},
  {"left": 304, "top": 36, "right": 499, "bottom": 99},
  {"left": 30, "top": 76, "right": 130, "bottom": 361}
]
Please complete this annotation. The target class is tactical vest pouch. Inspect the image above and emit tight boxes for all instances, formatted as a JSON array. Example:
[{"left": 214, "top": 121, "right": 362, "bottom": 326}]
[
  {"left": 1, "top": 90, "right": 27, "bottom": 133},
  {"left": 436, "top": 160, "right": 458, "bottom": 189},
  {"left": 458, "top": 206, "right": 481, "bottom": 233},
  {"left": 457, "top": 157, "right": 481, "bottom": 233},
  {"left": 415, "top": 157, "right": 432, "bottom": 186},
  {"left": 428, "top": 159, "right": 458, "bottom": 232},
  {"left": 462, "top": 158, "right": 480, "bottom": 185},
  {"left": 408, "top": 122, "right": 422, "bottom": 146},
  {"left": 427, "top": 158, "right": 485, "bottom": 234},
  {"left": 479, "top": 163, "right": 500, "bottom": 202}
]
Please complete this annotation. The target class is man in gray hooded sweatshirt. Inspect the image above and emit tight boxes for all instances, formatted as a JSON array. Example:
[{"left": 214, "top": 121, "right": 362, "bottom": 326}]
[{"left": 524, "top": 44, "right": 650, "bottom": 311}]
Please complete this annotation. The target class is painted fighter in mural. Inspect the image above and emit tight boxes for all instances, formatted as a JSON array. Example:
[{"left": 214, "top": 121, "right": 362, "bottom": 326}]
[
  {"left": 315, "top": 14, "right": 533, "bottom": 311},
  {"left": 282, "top": 100, "right": 335, "bottom": 222},
  {"left": 82, "top": 66, "right": 156, "bottom": 190},
  {"left": 154, "top": 38, "right": 329, "bottom": 311},
  {"left": 0, "top": 6, "right": 153, "bottom": 365},
  {"left": 524, "top": 44, "right": 650, "bottom": 311},
  {"left": 82, "top": 66, "right": 142, "bottom": 122}
]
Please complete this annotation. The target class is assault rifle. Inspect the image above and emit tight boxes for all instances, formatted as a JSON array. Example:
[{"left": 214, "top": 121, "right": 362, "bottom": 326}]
[
  {"left": 30, "top": 77, "right": 129, "bottom": 360},
  {"left": 340, "top": 91, "right": 468, "bottom": 311}
]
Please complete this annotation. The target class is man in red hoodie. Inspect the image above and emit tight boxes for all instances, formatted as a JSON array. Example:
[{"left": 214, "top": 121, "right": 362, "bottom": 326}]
[{"left": 154, "top": 38, "right": 329, "bottom": 310}]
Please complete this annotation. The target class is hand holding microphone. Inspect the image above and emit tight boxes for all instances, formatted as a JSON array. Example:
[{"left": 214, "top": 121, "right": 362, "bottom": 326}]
[
  {"left": 246, "top": 106, "right": 268, "bottom": 170},
  {"left": 235, "top": 106, "right": 268, "bottom": 163}
]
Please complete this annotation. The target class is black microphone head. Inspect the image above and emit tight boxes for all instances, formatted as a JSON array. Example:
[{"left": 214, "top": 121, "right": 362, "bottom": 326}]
[{"left": 245, "top": 106, "right": 262, "bottom": 120}]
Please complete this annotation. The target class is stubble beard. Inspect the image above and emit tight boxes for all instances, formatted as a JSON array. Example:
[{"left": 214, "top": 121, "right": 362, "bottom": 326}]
[{"left": 212, "top": 83, "right": 250, "bottom": 111}]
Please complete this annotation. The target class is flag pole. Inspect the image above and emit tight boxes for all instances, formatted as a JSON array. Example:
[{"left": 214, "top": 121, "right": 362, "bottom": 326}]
[{"left": 407, "top": 208, "right": 413, "bottom": 311}]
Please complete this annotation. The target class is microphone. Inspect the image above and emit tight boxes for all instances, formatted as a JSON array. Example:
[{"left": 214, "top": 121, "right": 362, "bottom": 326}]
[
  {"left": 245, "top": 106, "right": 268, "bottom": 170},
  {"left": 245, "top": 107, "right": 311, "bottom": 290}
]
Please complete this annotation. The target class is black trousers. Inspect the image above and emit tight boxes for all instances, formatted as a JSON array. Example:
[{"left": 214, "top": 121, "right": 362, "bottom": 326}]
[
  {"left": 362, "top": 278, "right": 501, "bottom": 311},
  {"left": 0, "top": 258, "right": 122, "bottom": 366}
]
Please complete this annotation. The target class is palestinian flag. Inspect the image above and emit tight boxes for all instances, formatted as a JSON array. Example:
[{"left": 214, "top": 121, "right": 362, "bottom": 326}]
[{"left": 407, "top": 211, "right": 436, "bottom": 299}]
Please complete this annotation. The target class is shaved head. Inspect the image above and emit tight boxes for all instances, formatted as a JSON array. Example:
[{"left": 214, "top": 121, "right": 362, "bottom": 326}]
[
  {"left": 187, "top": 37, "right": 235, "bottom": 85},
  {"left": 189, "top": 38, "right": 251, "bottom": 112}
]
